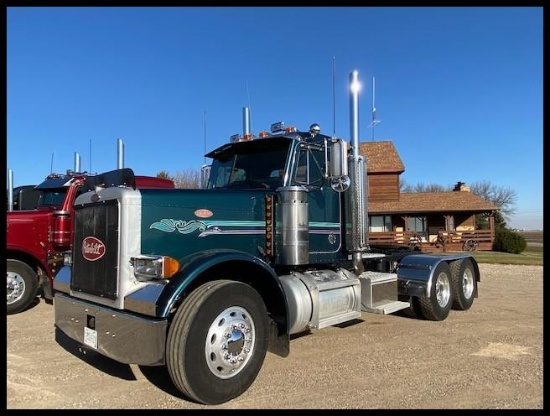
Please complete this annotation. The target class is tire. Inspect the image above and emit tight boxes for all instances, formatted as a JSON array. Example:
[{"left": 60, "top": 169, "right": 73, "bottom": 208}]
[
  {"left": 166, "top": 280, "right": 269, "bottom": 405},
  {"left": 450, "top": 258, "right": 477, "bottom": 311},
  {"left": 417, "top": 262, "right": 453, "bottom": 321},
  {"left": 7, "top": 259, "right": 39, "bottom": 315},
  {"left": 410, "top": 296, "right": 425, "bottom": 319}
]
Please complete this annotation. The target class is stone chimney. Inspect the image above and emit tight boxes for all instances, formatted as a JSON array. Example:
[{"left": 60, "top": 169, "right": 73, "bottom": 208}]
[{"left": 453, "top": 181, "right": 471, "bottom": 192}]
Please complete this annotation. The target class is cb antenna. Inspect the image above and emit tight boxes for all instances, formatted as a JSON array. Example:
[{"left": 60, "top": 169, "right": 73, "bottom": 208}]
[
  {"left": 203, "top": 110, "right": 207, "bottom": 165},
  {"left": 50, "top": 152, "right": 54, "bottom": 173},
  {"left": 246, "top": 80, "right": 252, "bottom": 133},
  {"left": 369, "top": 76, "right": 381, "bottom": 141},
  {"left": 89, "top": 137, "right": 92, "bottom": 172},
  {"left": 332, "top": 56, "right": 336, "bottom": 136}
]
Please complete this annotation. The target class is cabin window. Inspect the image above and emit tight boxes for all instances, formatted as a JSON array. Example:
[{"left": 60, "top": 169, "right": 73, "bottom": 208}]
[
  {"left": 369, "top": 215, "right": 392, "bottom": 232},
  {"left": 407, "top": 216, "right": 427, "bottom": 238}
]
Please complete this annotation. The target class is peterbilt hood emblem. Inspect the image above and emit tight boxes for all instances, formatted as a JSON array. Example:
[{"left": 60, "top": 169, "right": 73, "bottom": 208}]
[
  {"left": 194, "top": 209, "right": 213, "bottom": 219},
  {"left": 82, "top": 237, "right": 106, "bottom": 261}
]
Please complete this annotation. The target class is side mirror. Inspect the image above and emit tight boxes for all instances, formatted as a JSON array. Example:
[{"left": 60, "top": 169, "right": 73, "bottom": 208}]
[
  {"left": 200, "top": 164, "right": 211, "bottom": 189},
  {"left": 329, "top": 139, "right": 350, "bottom": 192},
  {"left": 330, "top": 139, "right": 349, "bottom": 177}
]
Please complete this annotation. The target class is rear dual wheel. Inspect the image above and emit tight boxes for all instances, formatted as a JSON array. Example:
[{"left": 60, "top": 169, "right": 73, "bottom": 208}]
[
  {"left": 415, "top": 262, "right": 453, "bottom": 321},
  {"left": 412, "top": 259, "right": 477, "bottom": 320},
  {"left": 450, "top": 258, "right": 477, "bottom": 311}
]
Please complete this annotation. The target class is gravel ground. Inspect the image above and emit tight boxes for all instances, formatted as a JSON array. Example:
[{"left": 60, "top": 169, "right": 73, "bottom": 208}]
[{"left": 6, "top": 263, "right": 543, "bottom": 409}]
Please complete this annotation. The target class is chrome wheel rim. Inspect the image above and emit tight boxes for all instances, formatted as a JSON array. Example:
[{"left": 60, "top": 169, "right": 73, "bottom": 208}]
[
  {"left": 205, "top": 306, "right": 256, "bottom": 379},
  {"left": 7, "top": 272, "right": 25, "bottom": 305},
  {"left": 462, "top": 268, "right": 475, "bottom": 299},
  {"left": 435, "top": 271, "right": 451, "bottom": 308}
]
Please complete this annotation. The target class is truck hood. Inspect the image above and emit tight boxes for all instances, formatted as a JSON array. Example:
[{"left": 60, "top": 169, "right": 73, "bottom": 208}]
[
  {"left": 139, "top": 188, "right": 270, "bottom": 261},
  {"left": 7, "top": 209, "right": 52, "bottom": 252},
  {"left": 7, "top": 209, "right": 52, "bottom": 225}
]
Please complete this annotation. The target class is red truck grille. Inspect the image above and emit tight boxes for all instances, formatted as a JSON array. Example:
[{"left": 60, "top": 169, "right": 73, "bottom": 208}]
[{"left": 72, "top": 200, "right": 119, "bottom": 299}]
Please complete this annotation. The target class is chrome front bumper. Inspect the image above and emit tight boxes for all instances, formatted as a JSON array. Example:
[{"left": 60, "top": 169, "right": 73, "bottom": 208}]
[{"left": 54, "top": 293, "right": 167, "bottom": 366}]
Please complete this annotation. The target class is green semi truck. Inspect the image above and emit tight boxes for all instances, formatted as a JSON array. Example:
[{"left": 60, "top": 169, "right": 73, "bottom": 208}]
[{"left": 53, "top": 70, "right": 480, "bottom": 404}]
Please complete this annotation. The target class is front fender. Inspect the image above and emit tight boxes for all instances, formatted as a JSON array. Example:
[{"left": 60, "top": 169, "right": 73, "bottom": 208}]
[
  {"left": 123, "top": 249, "right": 291, "bottom": 357},
  {"left": 157, "top": 249, "right": 282, "bottom": 317},
  {"left": 7, "top": 246, "right": 51, "bottom": 279}
]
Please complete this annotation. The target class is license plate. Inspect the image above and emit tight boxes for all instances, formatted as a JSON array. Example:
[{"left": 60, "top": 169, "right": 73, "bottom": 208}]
[{"left": 84, "top": 327, "right": 98, "bottom": 349}]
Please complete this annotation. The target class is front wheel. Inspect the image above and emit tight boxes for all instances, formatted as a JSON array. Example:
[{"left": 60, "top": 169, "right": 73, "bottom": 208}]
[
  {"left": 416, "top": 262, "right": 453, "bottom": 321},
  {"left": 166, "top": 280, "right": 269, "bottom": 405},
  {"left": 450, "top": 258, "right": 477, "bottom": 311},
  {"left": 7, "top": 260, "right": 39, "bottom": 315}
]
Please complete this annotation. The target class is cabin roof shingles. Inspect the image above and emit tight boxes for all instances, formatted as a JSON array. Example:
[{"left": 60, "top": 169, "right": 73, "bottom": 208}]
[
  {"left": 369, "top": 191, "right": 498, "bottom": 214},
  {"left": 359, "top": 141, "right": 405, "bottom": 173},
  {"left": 359, "top": 139, "right": 498, "bottom": 215}
]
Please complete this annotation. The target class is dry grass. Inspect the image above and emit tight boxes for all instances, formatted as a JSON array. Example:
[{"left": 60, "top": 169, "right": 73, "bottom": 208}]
[{"left": 518, "top": 230, "right": 544, "bottom": 244}]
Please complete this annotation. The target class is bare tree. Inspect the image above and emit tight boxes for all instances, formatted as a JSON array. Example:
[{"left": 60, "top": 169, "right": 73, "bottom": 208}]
[
  {"left": 400, "top": 179, "right": 450, "bottom": 193},
  {"left": 157, "top": 170, "right": 171, "bottom": 180},
  {"left": 399, "top": 178, "right": 517, "bottom": 227},
  {"left": 173, "top": 170, "right": 201, "bottom": 189},
  {"left": 469, "top": 180, "right": 517, "bottom": 220},
  {"left": 156, "top": 170, "right": 200, "bottom": 188},
  {"left": 399, "top": 178, "right": 409, "bottom": 192}
]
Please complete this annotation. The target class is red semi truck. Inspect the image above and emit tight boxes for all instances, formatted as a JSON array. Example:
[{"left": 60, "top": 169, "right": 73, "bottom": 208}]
[
  {"left": 7, "top": 185, "right": 42, "bottom": 211},
  {"left": 6, "top": 169, "right": 174, "bottom": 314}
]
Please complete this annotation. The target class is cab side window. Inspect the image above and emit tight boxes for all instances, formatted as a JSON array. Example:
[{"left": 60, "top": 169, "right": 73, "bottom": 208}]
[{"left": 295, "top": 147, "right": 325, "bottom": 186}]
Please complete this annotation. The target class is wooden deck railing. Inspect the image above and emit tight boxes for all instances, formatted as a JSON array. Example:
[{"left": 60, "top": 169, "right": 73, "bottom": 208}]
[{"left": 368, "top": 230, "right": 494, "bottom": 252}]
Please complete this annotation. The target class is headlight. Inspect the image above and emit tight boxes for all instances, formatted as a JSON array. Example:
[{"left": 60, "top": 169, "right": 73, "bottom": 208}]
[
  {"left": 63, "top": 252, "right": 73, "bottom": 266},
  {"left": 131, "top": 255, "right": 180, "bottom": 281}
]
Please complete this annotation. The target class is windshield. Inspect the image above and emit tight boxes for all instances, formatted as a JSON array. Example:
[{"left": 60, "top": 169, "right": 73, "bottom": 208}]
[
  {"left": 207, "top": 140, "right": 290, "bottom": 190},
  {"left": 37, "top": 188, "right": 68, "bottom": 207}
]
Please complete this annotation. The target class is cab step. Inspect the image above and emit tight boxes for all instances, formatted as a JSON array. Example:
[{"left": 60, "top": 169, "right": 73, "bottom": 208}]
[{"left": 359, "top": 271, "right": 410, "bottom": 314}]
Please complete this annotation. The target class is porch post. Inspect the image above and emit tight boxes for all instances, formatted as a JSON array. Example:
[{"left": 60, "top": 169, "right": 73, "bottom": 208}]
[
  {"left": 489, "top": 213, "right": 495, "bottom": 239},
  {"left": 443, "top": 215, "right": 451, "bottom": 252}
]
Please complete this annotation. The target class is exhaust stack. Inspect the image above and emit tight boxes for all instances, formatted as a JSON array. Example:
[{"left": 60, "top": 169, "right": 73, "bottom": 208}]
[
  {"left": 74, "top": 152, "right": 81, "bottom": 172},
  {"left": 243, "top": 107, "right": 251, "bottom": 137},
  {"left": 7, "top": 169, "right": 14, "bottom": 212},
  {"left": 350, "top": 71, "right": 361, "bottom": 158},
  {"left": 117, "top": 139, "right": 124, "bottom": 169},
  {"left": 347, "top": 70, "right": 369, "bottom": 274}
]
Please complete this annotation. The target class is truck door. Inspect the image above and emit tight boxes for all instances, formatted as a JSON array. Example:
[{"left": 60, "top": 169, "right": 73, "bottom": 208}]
[{"left": 293, "top": 144, "right": 341, "bottom": 260}]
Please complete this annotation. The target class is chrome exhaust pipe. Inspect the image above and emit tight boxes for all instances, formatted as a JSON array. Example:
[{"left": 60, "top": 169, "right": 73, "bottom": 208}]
[
  {"left": 8, "top": 168, "right": 14, "bottom": 211},
  {"left": 348, "top": 70, "right": 369, "bottom": 274}
]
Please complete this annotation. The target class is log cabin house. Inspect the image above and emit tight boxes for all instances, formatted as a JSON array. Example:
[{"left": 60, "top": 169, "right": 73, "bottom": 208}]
[{"left": 360, "top": 141, "right": 498, "bottom": 253}]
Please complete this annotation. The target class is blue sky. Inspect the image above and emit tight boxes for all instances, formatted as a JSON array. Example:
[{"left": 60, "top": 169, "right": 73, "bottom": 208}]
[{"left": 6, "top": 7, "right": 543, "bottom": 230}]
